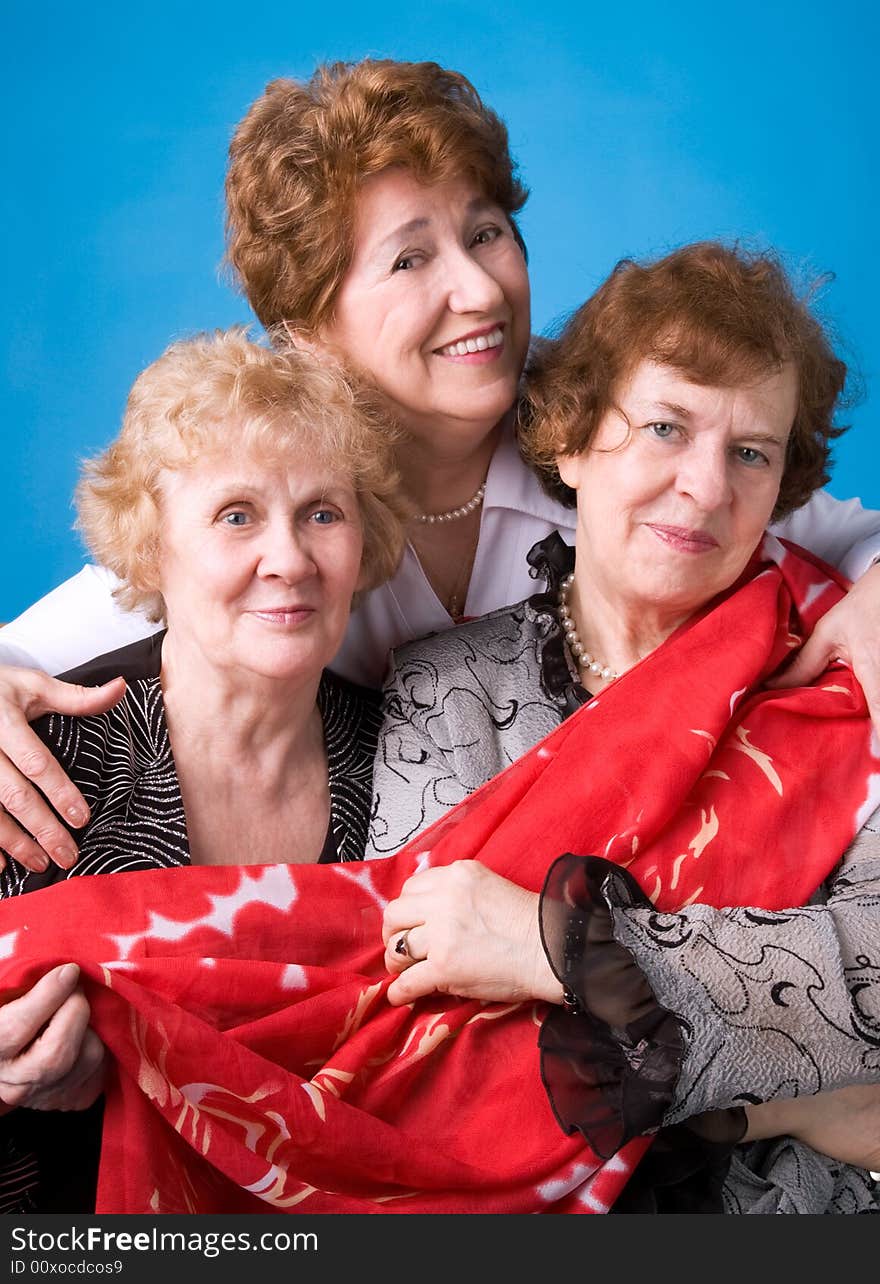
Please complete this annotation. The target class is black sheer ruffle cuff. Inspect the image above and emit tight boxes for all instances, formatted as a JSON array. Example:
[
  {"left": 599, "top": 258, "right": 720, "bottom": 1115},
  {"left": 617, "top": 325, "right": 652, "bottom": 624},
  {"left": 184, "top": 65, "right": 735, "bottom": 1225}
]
[{"left": 538, "top": 853, "right": 747, "bottom": 1165}]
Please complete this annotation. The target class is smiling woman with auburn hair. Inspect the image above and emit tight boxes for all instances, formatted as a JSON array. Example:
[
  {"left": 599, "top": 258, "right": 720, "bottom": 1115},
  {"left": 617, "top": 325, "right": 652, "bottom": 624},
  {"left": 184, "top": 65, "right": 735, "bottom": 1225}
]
[
  {"left": 224, "top": 60, "right": 528, "bottom": 337},
  {"left": 168, "top": 63, "right": 880, "bottom": 696},
  {"left": 524, "top": 241, "right": 847, "bottom": 520},
  {"left": 367, "top": 241, "right": 880, "bottom": 1214},
  {"left": 3, "top": 58, "right": 880, "bottom": 870},
  {"left": 0, "top": 62, "right": 878, "bottom": 1215}
]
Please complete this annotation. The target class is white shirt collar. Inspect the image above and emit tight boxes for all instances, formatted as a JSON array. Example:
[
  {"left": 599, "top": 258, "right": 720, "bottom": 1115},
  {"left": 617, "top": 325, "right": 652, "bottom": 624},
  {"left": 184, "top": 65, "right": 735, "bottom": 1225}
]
[{"left": 484, "top": 418, "right": 575, "bottom": 527}]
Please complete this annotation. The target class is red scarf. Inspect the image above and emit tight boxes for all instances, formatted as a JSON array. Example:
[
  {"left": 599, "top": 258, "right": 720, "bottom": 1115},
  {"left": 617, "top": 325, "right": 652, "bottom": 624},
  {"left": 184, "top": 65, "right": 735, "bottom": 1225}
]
[{"left": 0, "top": 535, "right": 877, "bottom": 1214}]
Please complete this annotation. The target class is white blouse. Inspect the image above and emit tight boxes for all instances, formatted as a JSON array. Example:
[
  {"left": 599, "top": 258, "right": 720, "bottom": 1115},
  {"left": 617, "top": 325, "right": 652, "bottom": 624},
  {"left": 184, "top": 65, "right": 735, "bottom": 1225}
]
[{"left": 3, "top": 428, "right": 880, "bottom": 689}]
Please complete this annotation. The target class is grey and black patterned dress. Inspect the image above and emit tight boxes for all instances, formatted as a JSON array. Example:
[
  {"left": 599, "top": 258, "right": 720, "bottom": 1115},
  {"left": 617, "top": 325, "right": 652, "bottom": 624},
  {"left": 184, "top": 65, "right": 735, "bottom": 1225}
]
[
  {"left": 368, "top": 534, "right": 880, "bottom": 1214},
  {"left": 0, "top": 631, "right": 380, "bottom": 1213}
]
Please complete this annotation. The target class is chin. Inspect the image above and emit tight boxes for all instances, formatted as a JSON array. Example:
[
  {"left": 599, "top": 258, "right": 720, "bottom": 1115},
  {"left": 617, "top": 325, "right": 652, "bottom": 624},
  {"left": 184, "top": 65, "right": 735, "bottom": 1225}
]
[
  {"left": 238, "top": 645, "right": 325, "bottom": 683},
  {"left": 659, "top": 587, "right": 721, "bottom": 617},
  {"left": 442, "top": 392, "right": 516, "bottom": 434}
]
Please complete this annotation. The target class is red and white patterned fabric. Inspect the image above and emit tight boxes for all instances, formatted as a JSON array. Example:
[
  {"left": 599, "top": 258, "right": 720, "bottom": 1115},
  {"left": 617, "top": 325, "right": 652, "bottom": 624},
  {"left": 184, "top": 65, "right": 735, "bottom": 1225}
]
[{"left": 0, "top": 534, "right": 877, "bottom": 1214}]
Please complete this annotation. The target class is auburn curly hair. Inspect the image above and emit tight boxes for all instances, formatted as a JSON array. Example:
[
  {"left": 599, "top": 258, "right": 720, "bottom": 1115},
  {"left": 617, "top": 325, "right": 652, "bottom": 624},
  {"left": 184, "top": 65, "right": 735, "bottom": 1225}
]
[
  {"left": 225, "top": 59, "right": 528, "bottom": 334},
  {"left": 521, "top": 242, "right": 849, "bottom": 521}
]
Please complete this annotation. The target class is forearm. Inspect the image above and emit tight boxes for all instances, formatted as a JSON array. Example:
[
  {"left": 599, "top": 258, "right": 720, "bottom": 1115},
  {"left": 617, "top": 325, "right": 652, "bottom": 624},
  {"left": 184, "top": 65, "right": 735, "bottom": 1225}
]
[
  {"left": 613, "top": 826, "right": 880, "bottom": 1121},
  {"left": 538, "top": 816, "right": 880, "bottom": 1158},
  {"left": 742, "top": 1097, "right": 820, "bottom": 1143}
]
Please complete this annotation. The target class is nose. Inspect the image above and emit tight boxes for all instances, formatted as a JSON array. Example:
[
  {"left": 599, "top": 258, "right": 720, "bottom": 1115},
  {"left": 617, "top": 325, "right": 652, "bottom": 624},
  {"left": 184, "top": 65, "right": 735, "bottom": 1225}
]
[
  {"left": 256, "top": 519, "right": 317, "bottom": 583},
  {"left": 445, "top": 245, "right": 505, "bottom": 316},
  {"left": 675, "top": 441, "right": 733, "bottom": 512}
]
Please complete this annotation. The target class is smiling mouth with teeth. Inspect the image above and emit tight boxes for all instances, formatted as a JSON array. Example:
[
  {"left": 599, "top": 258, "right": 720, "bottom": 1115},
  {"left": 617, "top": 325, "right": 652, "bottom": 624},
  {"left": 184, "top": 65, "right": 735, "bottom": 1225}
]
[{"left": 436, "top": 326, "right": 504, "bottom": 358}]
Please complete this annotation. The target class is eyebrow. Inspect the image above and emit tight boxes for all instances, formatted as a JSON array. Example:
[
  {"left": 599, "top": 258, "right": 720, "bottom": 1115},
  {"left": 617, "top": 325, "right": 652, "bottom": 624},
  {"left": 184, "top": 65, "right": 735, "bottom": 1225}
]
[
  {"left": 373, "top": 218, "right": 430, "bottom": 260},
  {"left": 199, "top": 480, "right": 260, "bottom": 496},
  {"left": 739, "top": 433, "right": 787, "bottom": 446},
  {"left": 645, "top": 401, "right": 787, "bottom": 446},
  {"left": 650, "top": 400, "right": 693, "bottom": 420},
  {"left": 197, "top": 476, "right": 351, "bottom": 500},
  {"left": 370, "top": 198, "right": 499, "bottom": 262}
]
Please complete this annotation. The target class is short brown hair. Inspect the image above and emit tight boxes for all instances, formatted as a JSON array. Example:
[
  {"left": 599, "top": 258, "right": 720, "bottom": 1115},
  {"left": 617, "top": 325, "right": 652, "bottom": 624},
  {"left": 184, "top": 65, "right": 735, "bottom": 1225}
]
[
  {"left": 522, "top": 242, "right": 848, "bottom": 520},
  {"left": 225, "top": 59, "right": 528, "bottom": 333},
  {"left": 76, "top": 329, "right": 407, "bottom": 621}
]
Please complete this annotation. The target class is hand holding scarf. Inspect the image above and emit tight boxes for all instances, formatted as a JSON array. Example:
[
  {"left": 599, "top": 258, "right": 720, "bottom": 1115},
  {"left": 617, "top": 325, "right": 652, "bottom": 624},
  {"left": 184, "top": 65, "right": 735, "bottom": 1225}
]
[{"left": 0, "top": 535, "right": 876, "bottom": 1214}]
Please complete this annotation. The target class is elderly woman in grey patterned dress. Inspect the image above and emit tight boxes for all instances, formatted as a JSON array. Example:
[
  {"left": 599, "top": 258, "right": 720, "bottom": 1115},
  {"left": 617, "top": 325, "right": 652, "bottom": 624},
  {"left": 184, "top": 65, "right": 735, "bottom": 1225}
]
[
  {"left": 367, "top": 243, "right": 880, "bottom": 1214},
  {"left": 0, "top": 329, "right": 405, "bottom": 1212}
]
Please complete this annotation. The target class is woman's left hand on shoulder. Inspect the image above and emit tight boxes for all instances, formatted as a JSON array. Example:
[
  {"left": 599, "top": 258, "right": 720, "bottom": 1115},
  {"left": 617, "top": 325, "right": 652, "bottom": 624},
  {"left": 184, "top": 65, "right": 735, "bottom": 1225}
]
[
  {"left": 382, "top": 861, "right": 561, "bottom": 1007},
  {"left": 768, "top": 561, "right": 880, "bottom": 733}
]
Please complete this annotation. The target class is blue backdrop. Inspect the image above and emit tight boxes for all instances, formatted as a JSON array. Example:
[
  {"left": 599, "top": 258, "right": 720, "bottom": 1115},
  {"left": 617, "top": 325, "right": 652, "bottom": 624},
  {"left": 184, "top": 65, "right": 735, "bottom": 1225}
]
[{"left": 3, "top": 0, "right": 877, "bottom": 618}]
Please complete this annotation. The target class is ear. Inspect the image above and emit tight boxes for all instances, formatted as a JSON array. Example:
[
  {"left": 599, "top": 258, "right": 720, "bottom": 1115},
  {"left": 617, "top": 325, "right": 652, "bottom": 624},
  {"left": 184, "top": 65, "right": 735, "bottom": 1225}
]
[{"left": 555, "top": 452, "right": 583, "bottom": 490}]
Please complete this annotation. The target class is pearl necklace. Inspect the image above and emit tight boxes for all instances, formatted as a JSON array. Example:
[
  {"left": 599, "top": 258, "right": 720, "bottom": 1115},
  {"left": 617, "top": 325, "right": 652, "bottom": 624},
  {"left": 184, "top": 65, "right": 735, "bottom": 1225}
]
[
  {"left": 558, "top": 573, "right": 620, "bottom": 683},
  {"left": 413, "top": 482, "right": 486, "bottom": 525}
]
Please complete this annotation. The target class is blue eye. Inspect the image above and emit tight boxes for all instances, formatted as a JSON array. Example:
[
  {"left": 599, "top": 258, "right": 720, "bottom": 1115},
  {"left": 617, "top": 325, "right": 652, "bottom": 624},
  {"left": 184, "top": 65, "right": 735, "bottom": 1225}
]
[
  {"left": 647, "top": 422, "right": 678, "bottom": 440},
  {"left": 736, "top": 446, "right": 769, "bottom": 467},
  {"left": 220, "top": 510, "right": 250, "bottom": 526},
  {"left": 310, "top": 509, "right": 340, "bottom": 525}
]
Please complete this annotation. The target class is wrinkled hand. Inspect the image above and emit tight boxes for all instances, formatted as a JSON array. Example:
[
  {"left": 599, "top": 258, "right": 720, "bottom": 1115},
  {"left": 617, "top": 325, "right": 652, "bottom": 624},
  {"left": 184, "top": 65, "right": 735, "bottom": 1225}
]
[
  {"left": 0, "top": 964, "right": 106, "bottom": 1113},
  {"left": 0, "top": 665, "right": 125, "bottom": 872},
  {"left": 382, "top": 861, "right": 562, "bottom": 1007},
  {"left": 768, "top": 561, "right": 880, "bottom": 736},
  {"left": 744, "top": 1083, "right": 880, "bottom": 1172}
]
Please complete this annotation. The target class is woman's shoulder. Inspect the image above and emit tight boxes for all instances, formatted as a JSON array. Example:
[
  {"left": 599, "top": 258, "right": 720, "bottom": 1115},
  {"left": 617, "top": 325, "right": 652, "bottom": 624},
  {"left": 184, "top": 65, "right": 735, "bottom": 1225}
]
[
  {"left": 319, "top": 668, "right": 382, "bottom": 712},
  {"left": 376, "top": 597, "right": 568, "bottom": 786},
  {"left": 319, "top": 669, "right": 382, "bottom": 863},
  {"left": 318, "top": 669, "right": 383, "bottom": 744},
  {"left": 31, "top": 634, "right": 168, "bottom": 765},
  {"left": 55, "top": 631, "right": 166, "bottom": 686},
  {"left": 382, "top": 599, "right": 563, "bottom": 738},
  {"left": 392, "top": 598, "right": 539, "bottom": 672}
]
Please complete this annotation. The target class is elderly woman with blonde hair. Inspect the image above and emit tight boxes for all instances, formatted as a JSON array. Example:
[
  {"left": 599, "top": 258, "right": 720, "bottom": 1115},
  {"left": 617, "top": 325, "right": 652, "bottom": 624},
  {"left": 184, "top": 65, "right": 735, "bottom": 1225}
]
[
  {"left": 0, "top": 328, "right": 404, "bottom": 1211},
  {"left": 4, "top": 59, "right": 880, "bottom": 879},
  {"left": 0, "top": 249, "right": 877, "bottom": 1219}
]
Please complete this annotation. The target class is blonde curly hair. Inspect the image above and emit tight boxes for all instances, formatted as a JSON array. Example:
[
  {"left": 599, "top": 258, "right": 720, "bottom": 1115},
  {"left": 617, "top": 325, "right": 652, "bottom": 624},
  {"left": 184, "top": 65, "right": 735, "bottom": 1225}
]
[{"left": 76, "top": 328, "right": 407, "bottom": 621}]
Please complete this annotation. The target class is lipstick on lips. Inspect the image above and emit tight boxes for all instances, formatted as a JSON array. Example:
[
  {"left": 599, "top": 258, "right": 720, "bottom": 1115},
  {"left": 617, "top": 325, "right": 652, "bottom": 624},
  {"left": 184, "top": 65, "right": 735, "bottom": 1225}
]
[
  {"left": 247, "top": 606, "right": 316, "bottom": 626},
  {"left": 646, "top": 524, "right": 720, "bottom": 554},
  {"left": 434, "top": 323, "right": 505, "bottom": 364}
]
